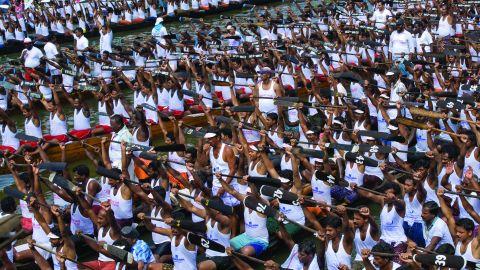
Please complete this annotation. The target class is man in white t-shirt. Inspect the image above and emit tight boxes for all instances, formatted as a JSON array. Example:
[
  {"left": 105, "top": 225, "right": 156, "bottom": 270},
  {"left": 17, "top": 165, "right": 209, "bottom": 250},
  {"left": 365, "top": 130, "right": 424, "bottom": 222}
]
[
  {"left": 151, "top": 17, "right": 168, "bottom": 45},
  {"left": 20, "top": 38, "right": 44, "bottom": 81},
  {"left": 43, "top": 35, "right": 60, "bottom": 78},
  {"left": 21, "top": 38, "right": 43, "bottom": 69},
  {"left": 421, "top": 201, "right": 454, "bottom": 251},
  {"left": 388, "top": 19, "right": 415, "bottom": 61},
  {"left": 413, "top": 21, "right": 433, "bottom": 54},
  {"left": 370, "top": 1, "right": 392, "bottom": 29},
  {"left": 73, "top": 27, "right": 89, "bottom": 55}
]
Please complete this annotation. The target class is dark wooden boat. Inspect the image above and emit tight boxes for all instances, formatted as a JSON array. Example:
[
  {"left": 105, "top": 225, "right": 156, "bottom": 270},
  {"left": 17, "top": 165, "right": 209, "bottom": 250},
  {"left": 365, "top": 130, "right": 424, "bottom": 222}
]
[
  {"left": 0, "top": 86, "right": 310, "bottom": 175},
  {"left": 0, "top": 0, "right": 275, "bottom": 55}
]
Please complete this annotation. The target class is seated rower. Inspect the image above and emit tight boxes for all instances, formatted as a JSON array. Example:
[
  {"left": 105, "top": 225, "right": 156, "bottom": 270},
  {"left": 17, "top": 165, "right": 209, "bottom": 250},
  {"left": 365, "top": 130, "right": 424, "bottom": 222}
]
[{"left": 63, "top": 89, "right": 92, "bottom": 140}]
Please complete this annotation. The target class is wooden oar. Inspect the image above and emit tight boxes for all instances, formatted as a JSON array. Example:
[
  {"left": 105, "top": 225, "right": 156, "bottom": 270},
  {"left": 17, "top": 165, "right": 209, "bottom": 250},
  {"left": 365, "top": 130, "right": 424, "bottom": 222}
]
[
  {"left": 409, "top": 107, "right": 476, "bottom": 125},
  {"left": 259, "top": 185, "right": 359, "bottom": 211},
  {"left": 33, "top": 243, "right": 96, "bottom": 270},
  {"left": 395, "top": 117, "right": 463, "bottom": 138},
  {"left": 4, "top": 186, "right": 52, "bottom": 210},
  {"left": 95, "top": 166, "right": 140, "bottom": 186},
  {"left": 444, "top": 190, "right": 480, "bottom": 199}
]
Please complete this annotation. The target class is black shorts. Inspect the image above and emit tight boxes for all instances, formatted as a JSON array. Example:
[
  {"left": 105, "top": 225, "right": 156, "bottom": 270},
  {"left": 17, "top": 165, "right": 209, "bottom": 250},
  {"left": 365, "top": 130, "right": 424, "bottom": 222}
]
[
  {"left": 154, "top": 242, "right": 172, "bottom": 256},
  {"left": 197, "top": 253, "right": 231, "bottom": 270}
]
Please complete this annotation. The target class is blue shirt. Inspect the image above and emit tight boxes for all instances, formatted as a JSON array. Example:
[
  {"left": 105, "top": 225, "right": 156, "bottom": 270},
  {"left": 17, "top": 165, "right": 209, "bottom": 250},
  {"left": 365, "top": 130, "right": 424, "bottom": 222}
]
[{"left": 131, "top": 240, "right": 155, "bottom": 264}]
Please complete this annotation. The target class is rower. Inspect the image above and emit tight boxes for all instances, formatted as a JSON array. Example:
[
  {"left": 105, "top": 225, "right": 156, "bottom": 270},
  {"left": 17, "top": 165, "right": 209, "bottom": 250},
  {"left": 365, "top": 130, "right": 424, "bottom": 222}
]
[
  {"left": 204, "top": 132, "right": 236, "bottom": 201},
  {"left": 254, "top": 67, "right": 282, "bottom": 114},
  {"left": 41, "top": 85, "right": 69, "bottom": 145},
  {"left": 72, "top": 165, "right": 102, "bottom": 211},
  {"left": 219, "top": 176, "right": 269, "bottom": 257},
  {"left": 121, "top": 226, "right": 155, "bottom": 269},
  {"left": 140, "top": 186, "right": 173, "bottom": 263},
  {"left": 152, "top": 17, "right": 167, "bottom": 45},
  {"left": 29, "top": 205, "right": 78, "bottom": 270},
  {"left": 91, "top": 89, "right": 114, "bottom": 136},
  {"left": 354, "top": 182, "right": 407, "bottom": 262},
  {"left": 0, "top": 108, "right": 19, "bottom": 154},
  {"left": 421, "top": 201, "right": 454, "bottom": 251},
  {"left": 352, "top": 207, "right": 379, "bottom": 267},
  {"left": 79, "top": 199, "right": 121, "bottom": 270},
  {"left": 175, "top": 192, "right": 233, "bottom": 270},
  {"left": 361, "top": 242, "right": 401, "bottom": 270},
  {"left": 323, "top": 209, "right": 354, "bottom": 270},
  {"left": 111, "top": 88, "right": 132, "bottom": 122},
  {"left": 438, "top": 188, "right": 480, "bottom": 270},
  {"left": 17, "top": 104, "right": 42, "bottom": 152},
  {"left": 63, "top": 90, "right": 92, "bottom": 140}
]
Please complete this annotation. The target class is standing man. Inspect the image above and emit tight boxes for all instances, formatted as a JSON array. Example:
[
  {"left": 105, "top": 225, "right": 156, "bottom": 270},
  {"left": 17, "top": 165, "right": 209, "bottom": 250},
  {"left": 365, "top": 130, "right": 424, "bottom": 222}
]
[
  {"left": 388, "top": 19, "right": 414, "bottom": 61},
  {"left": 21, "top": 38, "right": 43, "bottom": 81},
  {"left": 108, "top": 114, "right": 133, "bottom": 168},
  {"left": 152, "top": 17, "right": 168, "bottom": 45},
  {"left": 74, "top": 27, "right": 89, "bottom": 56}
]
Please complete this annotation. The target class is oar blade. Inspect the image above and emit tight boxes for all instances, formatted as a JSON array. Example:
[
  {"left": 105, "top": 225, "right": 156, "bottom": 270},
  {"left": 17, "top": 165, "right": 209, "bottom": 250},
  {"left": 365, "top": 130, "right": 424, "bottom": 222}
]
[
  {"left": 247, "top": 176, "right": 282, "bottom": 188},
  {"left": 96, "top": 166, "right": 122, "bottom": 180},
  {"left": 243, "top": 195, "right": 278, "bottom": 218},
  {"left": 138, "top": 152, "right": 159, "bottom": 161},
  {"left": 38, "top": 162, "right": 67, "bottom": 172},
  {"left": 104, "top": 244, "right": 134, "bottom": 264},
  {"left": 4, "top": 186, "right": 26, "bottom": 200},
  {"left": 413, "top": 254, "right": 465, "bottom": 268},
  {"left": 15, "top": 133, "right": 40, "bottom": 142},
  {"left": 344, "top": 152, "right": 378, "bottom": 167},
  {"left": 201, "top": 198, "right": 234, "bottom": 215},
  {"left": 52, "top": 174, "right": 76, "bottom": 192},
  {"left": 171, "top": 219, "right": 207, "bottom": 233},
  {"left": 259, "top": 185, "right": 299, "bottom": 204},
  {"left": 153, "top": 144, "right": 186, "bottom": 152},
  {"left": 187, "top": 232, "right": 226, "bottom": 253},
  {"left": 231, "top": 105, "right": 255, "bottom": 113}
]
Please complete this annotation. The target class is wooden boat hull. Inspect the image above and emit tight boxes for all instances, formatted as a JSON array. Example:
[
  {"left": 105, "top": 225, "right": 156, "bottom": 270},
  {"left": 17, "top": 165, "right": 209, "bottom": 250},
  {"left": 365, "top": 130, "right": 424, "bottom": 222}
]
[
  {"left": 0, "top": 0, "right": 277, "bottom": 55},
  {"left": 1, "top": 86, "right": 311, "bottom": 174}
]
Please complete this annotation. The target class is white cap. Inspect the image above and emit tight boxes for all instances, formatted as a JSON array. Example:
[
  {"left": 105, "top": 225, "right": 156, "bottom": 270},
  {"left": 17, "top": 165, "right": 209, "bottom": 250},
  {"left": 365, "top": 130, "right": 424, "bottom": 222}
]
[
  {"left": 379, "top": 94, "right": 389, "bottom": 99},
  {"left": 249, "top": 145, "right": 258, "bottom": 151},
  {"left": 388, "top": 124, "right": 399, "bottom": 130},
  {"left": 23, "top": 37, "right": 32, "bottom": 43},
  {"left": 226, "top": 25, "right": 233, "bottom": 30},
  {"left": 47, "top": 232, "right": 60, "bottom": 239},
  {"left": 204, "top": 132, "right": 217, "bottom": 139},
  {"left": 354, "top": 109, "right": 364, "bottom": 114},
  {"left": 306, "top": 130, "right": 315, "bottom": 135},
  {"left": 333, "top": 119, "right": 343, "bottom": 125},
  {"left": 386, "top": 71, "right": 395, "bottom": 76},
  {"left": 365, "top": 136, "right": 375, "bottom": 141},
  {"left": 155, "top": 17, "right": 164, "bottom": 25},
  {"left": 312, "top": 158, "right": 323, "bottom": 163}
]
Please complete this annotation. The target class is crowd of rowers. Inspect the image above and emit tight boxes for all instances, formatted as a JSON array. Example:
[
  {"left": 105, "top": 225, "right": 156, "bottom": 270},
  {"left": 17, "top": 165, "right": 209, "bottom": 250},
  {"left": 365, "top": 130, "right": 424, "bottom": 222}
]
[
  {"left": 0, "top": 0, "right": 249, "bottom": 48},
  {"left": 3, "top": 0, "right": 480, "bottom": 269}
]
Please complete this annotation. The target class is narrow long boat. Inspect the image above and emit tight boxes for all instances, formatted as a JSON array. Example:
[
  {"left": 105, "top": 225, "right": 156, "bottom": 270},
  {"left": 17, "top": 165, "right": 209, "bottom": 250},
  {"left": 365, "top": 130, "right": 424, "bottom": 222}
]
[
  {"left": 0, "top": 0, "right": 279, "bottom": 55},
  {"left": 0, "top": 86, "right": 310, "bottom": 174}
]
